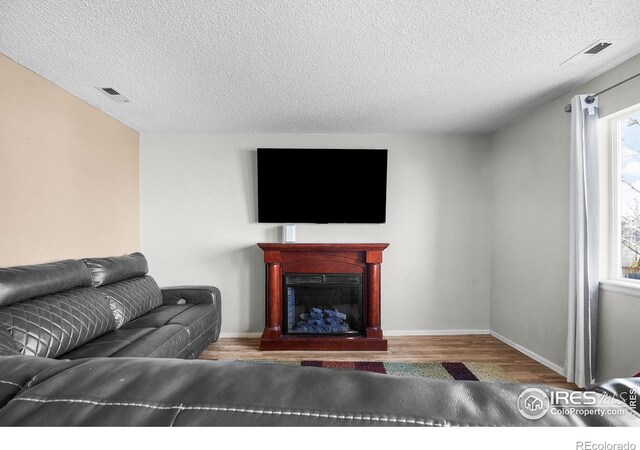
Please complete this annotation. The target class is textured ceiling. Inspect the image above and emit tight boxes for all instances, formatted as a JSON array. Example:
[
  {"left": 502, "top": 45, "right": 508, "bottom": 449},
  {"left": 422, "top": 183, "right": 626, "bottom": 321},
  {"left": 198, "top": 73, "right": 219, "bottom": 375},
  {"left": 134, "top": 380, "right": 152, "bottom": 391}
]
[{"left": 1, "top": 1, "right": 640, "bottom": 133}]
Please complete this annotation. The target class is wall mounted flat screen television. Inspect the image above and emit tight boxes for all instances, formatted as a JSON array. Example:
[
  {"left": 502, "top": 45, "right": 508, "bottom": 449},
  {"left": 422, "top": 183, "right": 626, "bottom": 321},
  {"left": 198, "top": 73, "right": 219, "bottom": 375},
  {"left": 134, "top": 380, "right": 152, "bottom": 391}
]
[{"left": 257, "top": 148, "right": 388, "bottom": 223}]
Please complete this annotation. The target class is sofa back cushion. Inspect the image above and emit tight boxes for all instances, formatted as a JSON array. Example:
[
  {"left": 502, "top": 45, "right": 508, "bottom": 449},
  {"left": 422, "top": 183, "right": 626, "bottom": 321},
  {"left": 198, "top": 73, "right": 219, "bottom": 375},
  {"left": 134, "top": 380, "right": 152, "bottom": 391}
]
[
  {"left": 0, "top": 287, "right": 116, "bottom": 358},
  {"left": 0, "top": 260, "right": 91, "bottom": 307},
  {"left": 100, "top": 276, "right": 163, "bottom": 328},
  {"left": 84, "top": 253, "right": 149, "bottom": 287}
]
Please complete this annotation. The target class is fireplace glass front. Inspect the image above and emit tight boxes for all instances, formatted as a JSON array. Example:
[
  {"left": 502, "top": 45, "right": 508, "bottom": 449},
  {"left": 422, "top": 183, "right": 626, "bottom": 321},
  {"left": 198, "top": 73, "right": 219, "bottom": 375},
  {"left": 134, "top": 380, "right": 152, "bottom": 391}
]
[{"left": 284, "top": 273, "right": 362, "bottom": 335}]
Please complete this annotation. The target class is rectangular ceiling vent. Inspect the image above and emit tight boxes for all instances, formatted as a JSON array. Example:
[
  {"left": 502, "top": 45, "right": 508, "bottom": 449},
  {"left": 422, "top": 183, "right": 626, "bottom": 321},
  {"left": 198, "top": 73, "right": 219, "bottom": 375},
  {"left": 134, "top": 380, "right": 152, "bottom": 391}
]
[
  {"left": 561, "top": 40, "right": 614, "bottom": 66},
  {"left": 584, "top": 41, "right": 612, "bottom": 54},
  {"left": 97, "top": 86, "right": 131, "bottom": 103}
]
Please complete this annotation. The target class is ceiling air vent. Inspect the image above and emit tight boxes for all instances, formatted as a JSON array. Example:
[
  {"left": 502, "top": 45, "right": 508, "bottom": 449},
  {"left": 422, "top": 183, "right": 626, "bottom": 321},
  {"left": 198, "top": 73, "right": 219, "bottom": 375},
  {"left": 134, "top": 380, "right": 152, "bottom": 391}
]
[
  {"left": 97, "top": 87, "right": 131, "bottom": 103},
  {"left": 584, "top": 42, "right": 612, "bottom": 54},
  {"left": 561, "top": 40, "right": 614, "bottom": 66}
]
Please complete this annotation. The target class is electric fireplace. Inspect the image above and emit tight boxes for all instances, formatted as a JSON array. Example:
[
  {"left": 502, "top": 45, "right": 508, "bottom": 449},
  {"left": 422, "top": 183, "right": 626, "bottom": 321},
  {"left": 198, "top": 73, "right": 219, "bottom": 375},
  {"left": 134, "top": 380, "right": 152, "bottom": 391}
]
[
  {"left": 257, "top": 243, "right": 389, "bottom": 351},
  {"left": 284, "top": 273, "right": 362, "bottom": 335}
]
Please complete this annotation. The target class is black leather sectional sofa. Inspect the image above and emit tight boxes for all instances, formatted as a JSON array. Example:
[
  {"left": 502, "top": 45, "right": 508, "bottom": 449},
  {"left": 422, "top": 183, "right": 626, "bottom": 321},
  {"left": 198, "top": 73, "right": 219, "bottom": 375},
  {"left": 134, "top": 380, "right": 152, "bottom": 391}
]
[
  {"left": 0, "top": 355, "right": 638, "bottom": 426},
  {"left": 0, "top": 253, "right": 221, "bottom": 359},
  {"left": 1, "top": 255, "right": 639, "bottom": 426}
]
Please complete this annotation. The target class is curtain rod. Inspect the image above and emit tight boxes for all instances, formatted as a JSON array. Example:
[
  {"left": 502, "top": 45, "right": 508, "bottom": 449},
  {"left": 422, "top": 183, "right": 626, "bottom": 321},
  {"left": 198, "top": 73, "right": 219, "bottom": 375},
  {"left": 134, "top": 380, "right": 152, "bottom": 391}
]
[{"left": 563, "top": 71, "right": 640, "bottom": 113}]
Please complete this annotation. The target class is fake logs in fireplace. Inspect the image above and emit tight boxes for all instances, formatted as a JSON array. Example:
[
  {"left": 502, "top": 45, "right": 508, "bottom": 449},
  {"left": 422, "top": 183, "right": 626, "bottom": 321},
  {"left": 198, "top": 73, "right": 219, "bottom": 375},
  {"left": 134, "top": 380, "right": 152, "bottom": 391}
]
[{"left": 285, "top": 274, "right": 361, "bottom": 335}]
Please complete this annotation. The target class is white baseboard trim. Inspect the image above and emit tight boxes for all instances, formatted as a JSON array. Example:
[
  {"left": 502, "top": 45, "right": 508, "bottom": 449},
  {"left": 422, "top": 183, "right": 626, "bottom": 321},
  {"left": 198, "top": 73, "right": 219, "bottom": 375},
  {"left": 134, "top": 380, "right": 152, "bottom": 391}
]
[
  {"left": 219, "top": 332, "right": 262, "bottom": 338},
  {"left": 220, "top": 330, "right": 490, "bottom": 338},
  {"left": 384, "top": 329, "right": 491, "bottom": 336},
  {"left": 490, "top": 331, "right": 564, "bottom": 376}
]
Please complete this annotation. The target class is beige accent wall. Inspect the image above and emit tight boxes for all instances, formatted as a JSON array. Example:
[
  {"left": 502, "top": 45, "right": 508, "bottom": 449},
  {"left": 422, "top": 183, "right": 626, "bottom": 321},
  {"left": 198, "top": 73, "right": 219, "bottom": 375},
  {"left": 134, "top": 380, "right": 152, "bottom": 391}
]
[{"left": 0, "top": 54, "right": 139, "bottom": 267}]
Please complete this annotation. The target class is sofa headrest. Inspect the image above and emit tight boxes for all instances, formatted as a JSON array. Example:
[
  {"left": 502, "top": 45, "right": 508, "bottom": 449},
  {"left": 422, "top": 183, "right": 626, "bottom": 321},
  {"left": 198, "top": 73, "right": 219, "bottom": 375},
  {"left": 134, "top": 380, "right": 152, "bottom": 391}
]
[
  {"left": 83, "top": 252, "right": 149, "bottom": 287},
  {"left": 0, "top": 260, "right": 92, "bottom": 306}
]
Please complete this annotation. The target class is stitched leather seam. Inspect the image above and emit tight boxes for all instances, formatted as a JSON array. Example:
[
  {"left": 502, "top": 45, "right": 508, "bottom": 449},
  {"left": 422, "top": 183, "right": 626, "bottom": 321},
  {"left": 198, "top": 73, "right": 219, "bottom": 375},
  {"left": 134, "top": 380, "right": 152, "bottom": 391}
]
[
  {"left": 179, "top": 308, "right": 214, "bottom": 338},
  {"left": 0, "top": 380, "right": 22, "bottom": 388},
  {"left": 170, "top": 318, "right": 217, "bottom": 357},
  {"left": 189, "top": 319, "right": 216, "bottom": 344},
  {"left": 73, "top": 338, "right": 138, "bottom": 347},
  {"left": 117, "top": 306, "right": 216, "bottom": 358},
  {"left": 100, "top": 277, "right": 162, "bottom": 327},
  {"left": 1, "top": 289, "right": 114, "bottom": 358},
  {"left": 170, "top": 324, "right": 213, "bottom": 358},
  {"left": 181, "top": 309, "right": 218, "bottom": 354},
  {"left": 184, "top": 323, "right": 217, "bottom": 358},
  {"left": 0, "top": 343, "right": 18, "bottom": 353},
  {"left": 10, "top": 397, "right": 443, "bottom": 426},
  {"left": 170, "top": 306, "right": 214, "bottom": 331},
  {"left": 148, "top": 329, "right": 189, "bottom": 358},
  {"left": 153, "top": 307, "right": 216, "bottom": 358},
  {"left": 168, "top": 403, "right": 184, "bottom": 427}
]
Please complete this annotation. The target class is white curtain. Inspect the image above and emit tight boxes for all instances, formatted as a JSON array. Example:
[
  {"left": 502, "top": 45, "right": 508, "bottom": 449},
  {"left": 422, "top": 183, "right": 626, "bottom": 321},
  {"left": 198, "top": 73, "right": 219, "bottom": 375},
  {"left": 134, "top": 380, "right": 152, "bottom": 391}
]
[{"left": 566, "top": 94, "right": 599, "bottom": 388}]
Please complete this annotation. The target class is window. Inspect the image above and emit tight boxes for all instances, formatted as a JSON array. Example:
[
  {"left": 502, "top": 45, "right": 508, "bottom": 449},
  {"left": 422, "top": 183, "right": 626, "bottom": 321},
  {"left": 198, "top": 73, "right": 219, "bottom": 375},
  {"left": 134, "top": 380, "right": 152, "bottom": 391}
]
[{"left": 608, "top": 105, "right": 640, "bottom": 282}]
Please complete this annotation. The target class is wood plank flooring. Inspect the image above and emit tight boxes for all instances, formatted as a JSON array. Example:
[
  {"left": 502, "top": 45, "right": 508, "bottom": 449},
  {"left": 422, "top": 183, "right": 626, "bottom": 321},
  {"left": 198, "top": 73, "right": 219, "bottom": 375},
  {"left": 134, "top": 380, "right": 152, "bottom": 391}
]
[{"left": 200, "top": 335, "right": 578, "bottom": 390}]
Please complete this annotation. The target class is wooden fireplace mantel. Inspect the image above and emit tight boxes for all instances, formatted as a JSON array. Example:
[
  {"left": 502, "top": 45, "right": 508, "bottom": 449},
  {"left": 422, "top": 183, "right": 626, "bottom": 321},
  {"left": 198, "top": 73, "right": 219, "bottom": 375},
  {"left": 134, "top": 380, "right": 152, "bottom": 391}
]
[{"left": 257, "top": 243, "right": 389, "bottom": 351}]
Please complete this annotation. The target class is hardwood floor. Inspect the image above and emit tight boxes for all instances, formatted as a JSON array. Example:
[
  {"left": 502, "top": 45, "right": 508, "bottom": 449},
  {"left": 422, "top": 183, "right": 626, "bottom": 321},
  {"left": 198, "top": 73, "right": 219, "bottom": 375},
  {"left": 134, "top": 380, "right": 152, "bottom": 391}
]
[{"left": 200, "top": 335, "right": 578, "bottom": 390}]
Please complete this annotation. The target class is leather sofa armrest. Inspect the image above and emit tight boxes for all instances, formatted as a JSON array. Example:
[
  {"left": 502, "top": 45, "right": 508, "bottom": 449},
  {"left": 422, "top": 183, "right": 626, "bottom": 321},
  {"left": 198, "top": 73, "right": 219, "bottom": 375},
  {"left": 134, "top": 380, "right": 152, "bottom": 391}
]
[{"left": 161, "top": 286, "right": 221, "bottom": 306}]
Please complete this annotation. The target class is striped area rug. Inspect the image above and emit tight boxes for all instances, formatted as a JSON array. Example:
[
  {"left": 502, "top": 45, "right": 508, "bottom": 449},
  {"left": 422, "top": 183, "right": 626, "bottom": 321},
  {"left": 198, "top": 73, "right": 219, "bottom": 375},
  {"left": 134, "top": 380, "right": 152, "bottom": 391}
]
[{"left": 231, "top": 360, "right": 515, "bottom": 382}]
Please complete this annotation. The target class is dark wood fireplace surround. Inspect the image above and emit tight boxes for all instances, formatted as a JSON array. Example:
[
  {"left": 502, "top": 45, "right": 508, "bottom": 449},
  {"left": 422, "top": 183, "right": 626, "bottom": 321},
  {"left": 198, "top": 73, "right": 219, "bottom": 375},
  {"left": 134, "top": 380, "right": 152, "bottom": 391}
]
[{"left": 257, "top": 243, "right": 389, "bottom": 351}]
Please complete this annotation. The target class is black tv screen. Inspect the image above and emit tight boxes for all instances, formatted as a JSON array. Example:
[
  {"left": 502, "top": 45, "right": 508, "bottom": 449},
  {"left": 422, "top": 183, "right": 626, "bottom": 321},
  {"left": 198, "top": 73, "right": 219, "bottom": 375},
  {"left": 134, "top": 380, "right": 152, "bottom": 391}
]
[{"left": 257, "top": 148, "right": 388, "bottom": 223}]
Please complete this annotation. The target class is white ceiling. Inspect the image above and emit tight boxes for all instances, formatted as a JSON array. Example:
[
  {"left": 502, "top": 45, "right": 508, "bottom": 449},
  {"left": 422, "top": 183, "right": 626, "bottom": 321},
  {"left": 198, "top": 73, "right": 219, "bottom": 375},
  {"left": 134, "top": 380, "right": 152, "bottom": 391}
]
[{"left": 1, "top": 1, "right": 639, "bottom": 134}]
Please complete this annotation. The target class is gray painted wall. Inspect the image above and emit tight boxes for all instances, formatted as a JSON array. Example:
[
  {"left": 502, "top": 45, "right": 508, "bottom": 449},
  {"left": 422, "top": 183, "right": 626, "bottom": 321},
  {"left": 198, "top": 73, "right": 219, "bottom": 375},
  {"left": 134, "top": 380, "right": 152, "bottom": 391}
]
[
  {"left": 489, "top": 54, "right": 640, "bottom": 380},
  {"left": 139, "top": 55, "right": 640, "bottom": 380},
  {"left": 140, "top": 134, "right": 491, "bottom": 335},
  {"left": 597, "top": 290, "right": 640, "bottom": 380}
]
